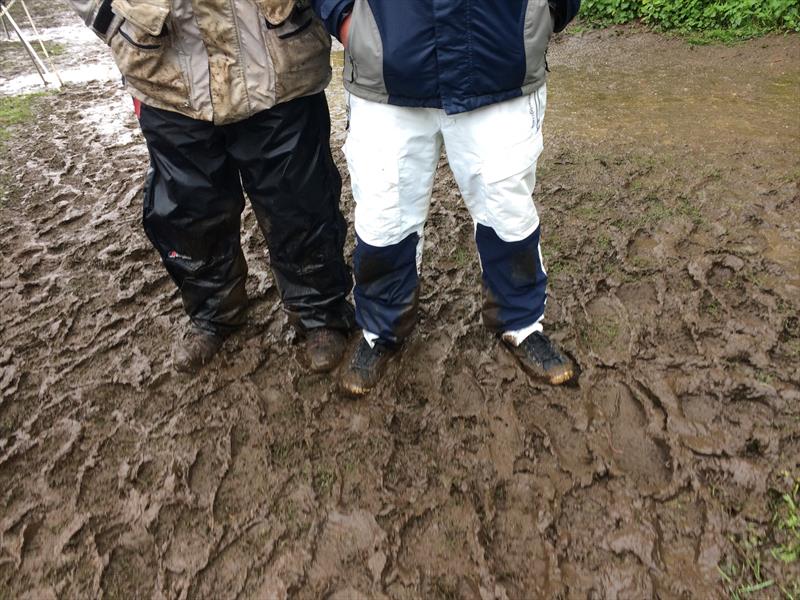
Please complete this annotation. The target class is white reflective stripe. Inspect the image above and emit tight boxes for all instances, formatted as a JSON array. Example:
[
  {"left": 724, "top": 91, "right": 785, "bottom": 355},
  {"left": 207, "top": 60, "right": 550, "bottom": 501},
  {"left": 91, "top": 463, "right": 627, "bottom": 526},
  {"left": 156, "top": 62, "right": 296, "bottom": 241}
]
[
  {"left": 416, "top": 233, "right": 425, "bottom": 273},
  {"left": 363, "top": 329, "right": 380, "bottom": 348},
  {"left": 538, "top": 241, "right": 547, "bottom": 276}
]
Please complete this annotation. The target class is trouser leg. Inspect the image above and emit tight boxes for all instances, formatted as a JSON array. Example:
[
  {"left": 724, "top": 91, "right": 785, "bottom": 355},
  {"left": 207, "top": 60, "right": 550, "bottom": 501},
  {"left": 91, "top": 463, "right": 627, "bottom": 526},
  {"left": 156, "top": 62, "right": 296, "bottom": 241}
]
[
  {"left": 226, "top": 93, "right": 354, "bottom": 332},
  {"left": 138, "top": 105, "right": 248, "bottom": 335},
  {"left": 443, "top": 86, "right": 549, "bottom": 342},
  {"left": 344, "top": 94, "right": 442, "bottom": 348}
]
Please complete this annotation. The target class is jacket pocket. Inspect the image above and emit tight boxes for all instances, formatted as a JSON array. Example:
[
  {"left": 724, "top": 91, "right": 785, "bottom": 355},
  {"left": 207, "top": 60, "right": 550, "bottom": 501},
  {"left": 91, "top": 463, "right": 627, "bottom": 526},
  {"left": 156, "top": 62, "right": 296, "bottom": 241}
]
[
  {"left": 259, "top": 2, "right": 331, "bottom": 101},
  {"left": 255, "top": 0, "right": 296, "bottom": 27},
  {"left": 109, "top": 0, "right": 190, "bottom": 110},
  {"left": 112, "top": 0, "right": 169, "bottom": 36}
]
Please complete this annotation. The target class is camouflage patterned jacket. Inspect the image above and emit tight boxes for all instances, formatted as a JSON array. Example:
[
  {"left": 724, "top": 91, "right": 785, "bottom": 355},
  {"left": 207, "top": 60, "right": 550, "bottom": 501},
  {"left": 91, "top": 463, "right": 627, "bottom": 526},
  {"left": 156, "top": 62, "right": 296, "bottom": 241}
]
[{"left": 68, "top": 0, "right": 332, "bottom": 124}]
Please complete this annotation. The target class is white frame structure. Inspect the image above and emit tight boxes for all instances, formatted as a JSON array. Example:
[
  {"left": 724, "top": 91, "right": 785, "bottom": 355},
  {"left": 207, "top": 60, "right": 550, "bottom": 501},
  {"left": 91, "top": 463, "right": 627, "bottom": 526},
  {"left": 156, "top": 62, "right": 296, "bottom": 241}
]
[{"left": 0, "top": 0, "right": 63, "bottom": 88}]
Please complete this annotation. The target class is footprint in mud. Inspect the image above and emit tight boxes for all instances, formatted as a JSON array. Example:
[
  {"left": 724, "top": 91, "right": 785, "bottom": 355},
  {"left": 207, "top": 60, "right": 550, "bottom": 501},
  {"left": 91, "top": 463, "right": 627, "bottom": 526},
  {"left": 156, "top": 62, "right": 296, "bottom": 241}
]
[
  {"left": 592, "top": 379, "right": 672, "bottom": 494},
  {"left": 581, "top": 294, "right": 631, "bottom": 365}
]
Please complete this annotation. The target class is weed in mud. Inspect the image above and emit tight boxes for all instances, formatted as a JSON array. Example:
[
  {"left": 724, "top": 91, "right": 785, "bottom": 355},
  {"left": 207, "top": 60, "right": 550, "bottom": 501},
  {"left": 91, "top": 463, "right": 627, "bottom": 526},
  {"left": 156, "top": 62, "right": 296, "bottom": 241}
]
[
  {"left": 755, "top": 371, "right": 775, "bottom": 385},
  {"left": 704, "top": 298, "right": 722, "bottom": 317},
  {"left": 451, "top": 246, "right": 471, "bottom": 267},
  {"left": 771, "top": 476, "right": 799, "bottom": 565},
  {"left": 785, "top": 339, "right": 800, "bottom": 359},
  {"left": 719, "top": 474, "right": 800, "bottom": 598},
  {"left": 270, "top": 441, "right": 291, "bottom": 466},
  {"left": 677, "top": 197, "right": 706, "bottom": 225},
  {"left": 596, "top": 233, "right": 613, "bottom": 252},
  {"left": 313, "top": 467, "right": 337, "bottom": 497}
]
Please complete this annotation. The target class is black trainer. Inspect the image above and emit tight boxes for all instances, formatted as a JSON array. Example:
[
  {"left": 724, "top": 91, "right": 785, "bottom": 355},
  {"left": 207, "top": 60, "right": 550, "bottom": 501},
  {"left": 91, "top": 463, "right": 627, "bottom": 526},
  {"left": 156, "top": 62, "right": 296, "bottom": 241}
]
[
  {"left": 340, "top": 338, "right": 395, "bottom": 396},
  {"left": 504, "top": 331, "right": 575, "bottom": 385}
]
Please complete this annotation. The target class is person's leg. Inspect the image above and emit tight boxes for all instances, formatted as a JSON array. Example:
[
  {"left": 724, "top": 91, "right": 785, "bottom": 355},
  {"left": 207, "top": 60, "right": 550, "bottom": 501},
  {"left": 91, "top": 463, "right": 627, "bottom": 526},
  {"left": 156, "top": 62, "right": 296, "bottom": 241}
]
[
  {"left": 225, "top": 92, "right": 354, "bottom": 371},
  {"left": 138, "top": 104, "right": 248, "bottom": 370},
  {"left": 442, "top": 85, "right": 573, "bottom": 384},
  {"left": 340, "top": 93, "right": 443, "bottom": 394}
]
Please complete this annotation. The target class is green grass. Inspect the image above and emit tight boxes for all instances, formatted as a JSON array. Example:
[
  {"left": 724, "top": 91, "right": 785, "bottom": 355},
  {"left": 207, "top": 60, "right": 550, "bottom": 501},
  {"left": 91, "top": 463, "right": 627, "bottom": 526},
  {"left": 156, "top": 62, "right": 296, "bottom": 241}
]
[
  {"left": 771, "top": 478, "right": 800, "bottom": 565},
  {"left": 719, "top": 473, "right": 800, "bottom": 598},
  {"left": 681, "top": 27, "right": 764, "bottom": 45},
  {"left": 0, "top": 91, "right": 50, "bottom": 142},
  {"left": 566, "top": 19, "right": 794, "bottom": 46},
  {"left": 451, "top": 245, "right": 472, "bottom": 267},
  {"left": 313, "top": 466, "right": 336, "bottom": 497},
  {"left": 0, "top": 39, "right": 65, "bottom": 55},
  {"left": 635, "top": 194, "right": 706, "bottom": 227}
]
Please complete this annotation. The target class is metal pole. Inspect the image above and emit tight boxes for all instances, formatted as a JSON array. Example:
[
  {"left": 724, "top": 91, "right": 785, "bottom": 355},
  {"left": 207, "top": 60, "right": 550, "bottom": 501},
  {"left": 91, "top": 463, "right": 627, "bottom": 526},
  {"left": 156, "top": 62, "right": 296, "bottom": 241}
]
[
  {"left": 1, "top": 13, "right": 10, "bottom": 40},
  {"left": 19, "top": 0, "right": 62, "bottom": 85},
  {"left": 0, "top": 3, "right": 49, "bottom": 86}
]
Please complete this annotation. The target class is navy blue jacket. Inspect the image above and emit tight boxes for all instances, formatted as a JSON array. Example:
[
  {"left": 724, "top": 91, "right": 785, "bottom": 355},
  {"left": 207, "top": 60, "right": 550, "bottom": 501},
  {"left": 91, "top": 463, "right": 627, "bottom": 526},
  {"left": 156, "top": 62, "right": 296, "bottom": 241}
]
[{"left": 311, "top": 0, "right": 580, "bottom": 114}]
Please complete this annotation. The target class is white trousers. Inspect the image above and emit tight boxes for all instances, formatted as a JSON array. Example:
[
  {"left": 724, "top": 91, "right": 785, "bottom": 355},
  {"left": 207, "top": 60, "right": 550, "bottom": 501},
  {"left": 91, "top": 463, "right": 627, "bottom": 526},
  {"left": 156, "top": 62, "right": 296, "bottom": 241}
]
[{"left": 344, "top": 87, "right": 549, "bottom": 346}]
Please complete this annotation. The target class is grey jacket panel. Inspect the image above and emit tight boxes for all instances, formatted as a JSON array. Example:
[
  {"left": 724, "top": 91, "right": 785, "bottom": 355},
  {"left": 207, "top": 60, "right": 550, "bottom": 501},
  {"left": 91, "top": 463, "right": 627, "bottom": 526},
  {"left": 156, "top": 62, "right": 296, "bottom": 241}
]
[
  {"left": 523, "top": 0, "right": 554, "bottom": 89},
  {"left": 343, "top": 0, "right": 385, "bottom": 96}
]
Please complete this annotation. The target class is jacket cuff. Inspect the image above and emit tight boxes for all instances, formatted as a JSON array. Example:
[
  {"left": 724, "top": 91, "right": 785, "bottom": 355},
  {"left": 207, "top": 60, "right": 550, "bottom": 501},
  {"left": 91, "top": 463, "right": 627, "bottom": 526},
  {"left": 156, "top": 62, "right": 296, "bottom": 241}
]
[
  {"left": 551, "top": 0, "right": 581, "bottom": 33},
  {"left": 311, "top": 0, "right": 355, "bottom": 37}
]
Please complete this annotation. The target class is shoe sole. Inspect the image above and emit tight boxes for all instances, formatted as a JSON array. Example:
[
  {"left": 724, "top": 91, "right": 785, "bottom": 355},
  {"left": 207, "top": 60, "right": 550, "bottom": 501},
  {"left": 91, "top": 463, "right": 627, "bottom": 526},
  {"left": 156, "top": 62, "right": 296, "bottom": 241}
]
[
  {"left": 340, "top": 379, "right": 375, "bottom": 397},
  {"left": 548, "top": 367, "right": 574, "bottom": 386}
]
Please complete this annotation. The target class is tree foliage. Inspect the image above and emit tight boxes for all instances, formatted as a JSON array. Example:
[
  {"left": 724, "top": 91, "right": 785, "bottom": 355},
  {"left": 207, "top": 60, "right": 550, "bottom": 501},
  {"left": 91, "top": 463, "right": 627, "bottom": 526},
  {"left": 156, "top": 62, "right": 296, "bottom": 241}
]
[{"left": 579, "top": 0, "right": 800, "bottom": 32}]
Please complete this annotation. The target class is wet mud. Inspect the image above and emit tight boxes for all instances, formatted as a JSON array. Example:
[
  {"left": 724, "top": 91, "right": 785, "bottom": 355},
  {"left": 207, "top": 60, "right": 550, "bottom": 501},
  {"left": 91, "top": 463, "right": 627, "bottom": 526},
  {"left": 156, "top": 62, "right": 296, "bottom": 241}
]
[{"left": 1, "top": 9, "right": 799, "bottom": 599}]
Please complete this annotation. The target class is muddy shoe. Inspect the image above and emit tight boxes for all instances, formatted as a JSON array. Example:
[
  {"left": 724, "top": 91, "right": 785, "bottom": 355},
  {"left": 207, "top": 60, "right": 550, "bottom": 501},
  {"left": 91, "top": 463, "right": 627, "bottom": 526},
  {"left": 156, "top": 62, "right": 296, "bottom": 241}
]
[
  {"left": 340, "top": 338, "right": 395, "bottom": 396},
  {"left": 173, "top": 328, "right": 226, "bottom": 373},
  {"left": 306, "top": 328, "right": 348, "bottom": 373},
  {"left": 505, "top": 332, "right": 575, "bottom": 385}
]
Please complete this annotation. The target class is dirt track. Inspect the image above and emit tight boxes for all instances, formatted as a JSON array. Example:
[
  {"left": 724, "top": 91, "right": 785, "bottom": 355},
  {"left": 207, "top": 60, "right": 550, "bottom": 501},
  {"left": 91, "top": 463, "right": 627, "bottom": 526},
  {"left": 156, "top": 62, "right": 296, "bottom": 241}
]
[{"left": 1, "top": 5, "right": 799, "bottom": 598}]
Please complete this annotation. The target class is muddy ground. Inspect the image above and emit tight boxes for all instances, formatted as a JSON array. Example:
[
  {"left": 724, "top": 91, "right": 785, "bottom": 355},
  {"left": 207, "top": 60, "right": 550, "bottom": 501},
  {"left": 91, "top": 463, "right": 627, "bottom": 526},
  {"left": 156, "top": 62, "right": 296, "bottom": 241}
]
[{"left": 1, "top": 3, "right": 799, "bottom": 599}]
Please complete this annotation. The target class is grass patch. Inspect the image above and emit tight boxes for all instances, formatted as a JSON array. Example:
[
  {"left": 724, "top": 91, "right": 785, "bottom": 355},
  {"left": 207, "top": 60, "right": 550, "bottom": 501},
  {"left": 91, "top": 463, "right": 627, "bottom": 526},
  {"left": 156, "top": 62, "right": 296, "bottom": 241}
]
[
  {"left": 0, "top": 39, "right": 66, "bottom": 56},
  {"left": 0, "top": 91, "right": 50, "bottom": 142},
  {"left": 678, "top": 26, "right": 773, "bottom": 45},
  {"left": 636, "top": 194, "right": 706, "bottom": 227}
]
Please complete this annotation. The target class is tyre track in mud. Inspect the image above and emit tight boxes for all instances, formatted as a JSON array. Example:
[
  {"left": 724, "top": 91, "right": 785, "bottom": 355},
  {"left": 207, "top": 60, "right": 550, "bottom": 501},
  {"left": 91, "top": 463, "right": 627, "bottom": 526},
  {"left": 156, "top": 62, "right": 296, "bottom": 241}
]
[{"left": 1, "top": 20, "right": 799, "bottom": 599}]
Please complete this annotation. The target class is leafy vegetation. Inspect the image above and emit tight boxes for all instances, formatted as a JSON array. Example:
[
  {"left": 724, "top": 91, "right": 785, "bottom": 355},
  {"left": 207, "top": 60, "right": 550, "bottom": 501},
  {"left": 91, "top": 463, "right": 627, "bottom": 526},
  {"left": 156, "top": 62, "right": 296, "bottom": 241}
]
[{"left": 578, "top": 0, "right": 800, "bottom": 38}]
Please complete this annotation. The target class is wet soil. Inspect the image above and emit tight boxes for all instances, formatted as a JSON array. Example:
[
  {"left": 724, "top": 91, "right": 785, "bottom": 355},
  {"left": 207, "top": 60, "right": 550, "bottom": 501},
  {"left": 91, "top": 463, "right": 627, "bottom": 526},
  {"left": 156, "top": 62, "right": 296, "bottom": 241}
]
[{"left": 1, "top": 7, "right": 799, "bottom": 599}]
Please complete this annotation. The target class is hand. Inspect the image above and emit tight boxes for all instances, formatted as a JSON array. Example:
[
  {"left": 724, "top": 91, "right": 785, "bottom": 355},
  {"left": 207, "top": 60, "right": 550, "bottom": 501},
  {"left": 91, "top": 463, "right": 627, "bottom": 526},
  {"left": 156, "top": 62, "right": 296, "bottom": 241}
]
[{"left": 339, "top": 12, "right": 352, "bottom": 48}]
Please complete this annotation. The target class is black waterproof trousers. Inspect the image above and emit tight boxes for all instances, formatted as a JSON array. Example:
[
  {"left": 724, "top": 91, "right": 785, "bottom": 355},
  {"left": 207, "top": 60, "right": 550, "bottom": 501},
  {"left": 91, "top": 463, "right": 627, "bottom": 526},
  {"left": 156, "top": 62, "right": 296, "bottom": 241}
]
[{"left": 138, "top": 93, "right": 354, "bottom": 335}]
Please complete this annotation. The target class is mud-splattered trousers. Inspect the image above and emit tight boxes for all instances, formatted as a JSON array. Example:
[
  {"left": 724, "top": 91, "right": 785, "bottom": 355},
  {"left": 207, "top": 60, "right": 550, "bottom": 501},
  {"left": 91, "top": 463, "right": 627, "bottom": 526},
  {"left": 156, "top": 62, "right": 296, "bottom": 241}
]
[
  {"left": 345, "top": 87, "right": 549, "bottom": 349},
  {"left": 138, "top": 93, "right": 354, "bottom": 336}
]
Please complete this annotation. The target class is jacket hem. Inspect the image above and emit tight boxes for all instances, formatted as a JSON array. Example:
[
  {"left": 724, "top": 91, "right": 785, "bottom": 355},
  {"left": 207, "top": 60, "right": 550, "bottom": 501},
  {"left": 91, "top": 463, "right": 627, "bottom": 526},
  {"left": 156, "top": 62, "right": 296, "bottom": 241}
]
[{"left": 343, "top": 78, "right": 548, "bottom": 116}]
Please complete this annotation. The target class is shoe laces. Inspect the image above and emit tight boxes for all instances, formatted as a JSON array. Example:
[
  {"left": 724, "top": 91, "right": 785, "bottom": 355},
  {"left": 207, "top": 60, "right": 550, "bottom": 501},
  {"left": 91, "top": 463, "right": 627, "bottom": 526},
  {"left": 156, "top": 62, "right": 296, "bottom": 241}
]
[
  {"left": 521, "top": 332, "right": 565, "bottom": 368},
  {"left": 351, "top": 338, "right": 385, "bottom": 371}
]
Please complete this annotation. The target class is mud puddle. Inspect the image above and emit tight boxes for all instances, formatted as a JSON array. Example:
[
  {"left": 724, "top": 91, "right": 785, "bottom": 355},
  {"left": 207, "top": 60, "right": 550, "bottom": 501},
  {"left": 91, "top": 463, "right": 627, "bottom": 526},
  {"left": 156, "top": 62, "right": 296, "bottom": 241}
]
[{"left": 1, "top": 10, "right": 799, "bottom": 599}]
